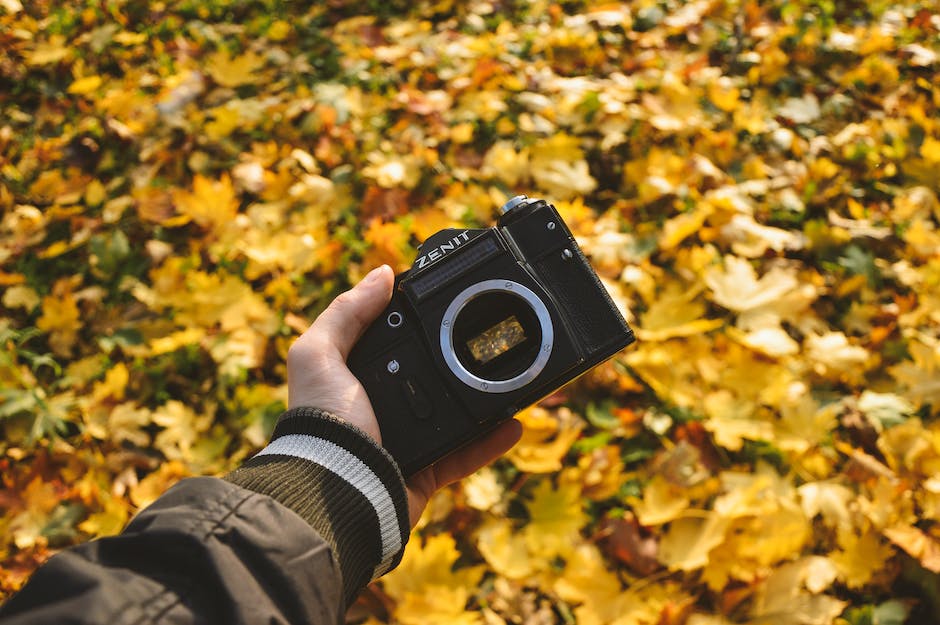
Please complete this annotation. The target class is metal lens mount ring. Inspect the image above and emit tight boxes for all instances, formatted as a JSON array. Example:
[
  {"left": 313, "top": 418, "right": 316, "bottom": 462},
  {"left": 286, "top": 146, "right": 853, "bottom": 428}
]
[{"left": 440, "top": 279, "right": 554, "bottom": 394}]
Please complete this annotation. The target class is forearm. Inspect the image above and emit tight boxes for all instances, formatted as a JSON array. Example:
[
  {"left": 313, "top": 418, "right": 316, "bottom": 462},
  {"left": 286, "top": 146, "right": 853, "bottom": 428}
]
[
  {"left": 224, "top": 406, "right": 410, "bottom": 604},
  {"left": 0, "top": 407, "right": 410, "bottom": 625}
]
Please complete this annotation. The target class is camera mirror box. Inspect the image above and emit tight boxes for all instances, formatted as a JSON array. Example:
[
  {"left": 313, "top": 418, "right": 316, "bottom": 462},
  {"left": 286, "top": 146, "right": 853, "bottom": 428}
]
[{"left": 349, "top": 195, "right": 636, "bottom": 477}]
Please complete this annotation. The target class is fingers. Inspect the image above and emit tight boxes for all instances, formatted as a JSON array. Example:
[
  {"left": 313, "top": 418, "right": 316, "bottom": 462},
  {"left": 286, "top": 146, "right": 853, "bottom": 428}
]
[
  {"left": 430, "top": 418, "right": 523, "bottom": 489},
  {"left": 307, "top": 265, "right": 394, "bottom": 359},
  {"left": 405, "top": 418, "right": 522, "bottom": 526}
]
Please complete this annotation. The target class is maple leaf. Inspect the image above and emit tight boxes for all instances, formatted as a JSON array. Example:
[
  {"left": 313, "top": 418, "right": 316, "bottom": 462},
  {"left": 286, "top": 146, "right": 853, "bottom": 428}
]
[
  {"left": 556, "top": 543, "right": 692, "bottom": 625},
  {"left": 830, "top": 528, "right": 894, "bottom": 588},
  {"left": 798, "top": 481, "right": 854, "bottom": 531},
  {"left": 381, "top": 534, "right": 485, "bottom": 625},
  {"left": 750, "top": 557, "right": 846, "bottom": 625},
  {"left": 631, "top": 475, "right": 690, "bottom": 526},
  {"left": 883, "top": 524, "right": 940, "bottom": 574},
  {"left": 205, "top": 50, "right": 266, "bottom": 87},
  {"left": 522, "top": 478, "right": 586, "bottom": 559},
  {"left": 529, "top": 133, "right": 598, "bottom": 200},
  {"left": 35, "top": 292, "right": 81, "bottom": 357},
  {"left": 567, "top": 445, "right": 626, "bottom": 501},
  {"left": 129, "top": 462, "right": 190, "bottom": 510},
  {"left": 506, "top": 406, "right": 583, "bottom": 473},
  {"left": 461, "top": 466, "right": 504, "bottom": 512},
  {"left": 362, "top": 218, "right": 412, "bottom": 271},
  {"left": 7, "top": 477, "right": 60, "bottom": 550},
  {"left": 636, "top": 283, "right": 723, "bottom": 342},
  {"left": 704, "top": 256, "right": 800, "bottom": 316},
  {"left": 658, "top": 514, "right": 730, "bottom": 573},
  {"left": 890, "top": 339, "right": 940, "bottom": 414},
  {"left": 151, "top": 401, "right": 213, "bottom": 463},
  {"left": 482, "top": 142, "right": 529, "bottom": 187},
  {"left": 172, "top": 174, "right": 240, "bottom": 235},
  {"left": 362, "top": 153, "right": 423, "bottom": 189},
  {"left": 476, "top": 519, "right": 537, "bottom": 580},
  {"left": 78, "top": 496, "right": 128, "bottom": 538},
  {"left": 25, "top": 35, "right": 70, "bottom": 66}
]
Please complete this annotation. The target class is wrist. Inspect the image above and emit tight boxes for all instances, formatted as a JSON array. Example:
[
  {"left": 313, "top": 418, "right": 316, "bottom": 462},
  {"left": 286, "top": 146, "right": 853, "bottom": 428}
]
[{"left": 225, "top": 407, "right": 409, "bottom": 605}]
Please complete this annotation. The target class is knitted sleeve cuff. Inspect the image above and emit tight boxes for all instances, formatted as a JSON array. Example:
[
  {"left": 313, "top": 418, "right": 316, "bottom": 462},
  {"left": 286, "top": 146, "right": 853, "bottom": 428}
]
[{"left": 223, "top": 407, "right": 410, "bottom": 605}]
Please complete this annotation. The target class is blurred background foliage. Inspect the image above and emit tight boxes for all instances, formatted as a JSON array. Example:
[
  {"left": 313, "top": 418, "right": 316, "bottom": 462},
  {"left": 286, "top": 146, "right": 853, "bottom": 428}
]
[{"left": 1, "top": 0, "right": 940, "bottom": 623}]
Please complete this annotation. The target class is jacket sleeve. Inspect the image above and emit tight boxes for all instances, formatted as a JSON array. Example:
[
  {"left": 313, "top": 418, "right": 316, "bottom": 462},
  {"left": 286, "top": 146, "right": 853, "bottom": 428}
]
[{"left": 0, "top": 407, "right": 411, "bottom": 625}]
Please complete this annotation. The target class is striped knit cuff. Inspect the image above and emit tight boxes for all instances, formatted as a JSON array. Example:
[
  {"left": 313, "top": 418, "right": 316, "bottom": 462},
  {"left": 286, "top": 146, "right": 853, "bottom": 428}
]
[{"left": 224, "top": 407, "right": 410, "bottom": 605}]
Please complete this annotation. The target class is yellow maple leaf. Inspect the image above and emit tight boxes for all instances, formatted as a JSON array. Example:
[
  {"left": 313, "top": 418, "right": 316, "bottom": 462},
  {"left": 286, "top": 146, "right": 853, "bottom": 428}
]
[
  {"left": 637, "top": 283, "right": 723, "bottom": 342},
  {"left": 362, "top": 152, "right": 422, "bottom": 189},
  {"left": 36, "top": 292, "right": 81, "bottom": 356},
  {"left": 750, "top": 557, "right": 845, "bottom": 625},
  {"left": 556, "top": 543, "right": 691, "bottom": 625},
  {"left": 805, "top": 331, "right": 873, "bottom": 383},
  {"left": 523, "top": 478, "right": 586, "bottom": 558},
  {"left": 362, "top": 218, "right": 411, "bottom": 271},
  {"left": 553, "top": 543, "right": 625, "bottom": 625},
  {"left": 658, "top": 514, "right": 730, "bottom": 572},
  {"left": 91, "top": 362, "right": 129, "bottom": 403},
  {"left": 708, "top": 79, "right": 740, "bottom": 112},
  {"left": 204, "top": 104, "right": 242, "bottom": 140},
  {"left": 890, "top": 339, "right": 940, "bottom": 415},
  {"left": 174, "top": 270, "right": 277, "bottom": 337},
  {"left": 632, "top": 474, "right": 690, "bottom": 526},
  {"left": 26, "top": 35, "right": 70, "bottom": 66},
  {"left": 409, "top": 206, "right": 460, "bottom": 243},
  {"left": 461, "top": 466, "right": 504, "bottom": 512},
  {"left": 876, "top": 417, "right": 940, "bottom": 477},
  {"left": 148, "top": 327, "right": 205, "bottom": 356},
  {"left": 659, "top": 204, "right": 713, "bottom": 251},
  {"left": 476, "top": 519, "right": 537, "bottom": 580},
  {"left": 530, "top": 134, "right": 597, "bottom": 200},
  {"left": 506, "top": 406, "right": 583, "bottom": 473},
  {"left": 775, "top": 391, "right": 839, "bottom": 454},
  {"left": 172, "top": 174, "right": 239, "bottom": 235},
  {"left": 624, "top": 338, "right": 709, "bottom": 409},
  {"left": 704, "top": 255, "right": 800, "bottom": 315},
  {"left": 67, "top": 75, "right": 103, "bottom": 95},
  {"left": 205, "top": 49, "right": 266, "bottom": 87},
  {"left": 106, "top": 402, "right": 152, "bottom": 448},
  {"left": 830, "top": 527, "right": 893, "bottom": 588},
  {"left": 2, "top": 284, "right": 39, "bottom": 311},
  {"left": 482, "top": 142, "right": 529, "bottom": 187},
  {"left": 702, "top": 390, "right": 772, "bottom": 451},
  {"left": 152, "top": 400, "right": 213, "bottom": 463},
  {"left": 735, "top": 504, "right": 811, "bottom": 568},
  {"left": 78, "top": 496, "right": 129, "bottom": 538},
  {"left": 920, "top": 136, "right": 940, "bottom": 164},
  {"left": 382, "top": 534, "right": 484, "bottom": 625},
  {"left": 798, "top": 481, "right": 854, "bottom": 531},
  {"left": 130, "top": 461, "right": 190, "bottom": 509},
  {"left": 568, "top": 445, "right": 626, "bottom": 501},
  {"left": 9, "top": 477, "right": 60, "bottom": 550}
]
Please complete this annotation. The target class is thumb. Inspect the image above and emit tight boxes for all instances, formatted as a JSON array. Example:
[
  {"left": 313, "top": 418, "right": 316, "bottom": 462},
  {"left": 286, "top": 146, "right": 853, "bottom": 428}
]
[{"left": 309, "top": 265, "right": 394, "bottom": 359}]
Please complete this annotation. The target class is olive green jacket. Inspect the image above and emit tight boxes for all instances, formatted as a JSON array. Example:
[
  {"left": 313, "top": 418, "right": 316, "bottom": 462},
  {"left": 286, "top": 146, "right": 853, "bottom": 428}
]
[{"left": 0, "top": 408, "right": 410, "bottom": 625}]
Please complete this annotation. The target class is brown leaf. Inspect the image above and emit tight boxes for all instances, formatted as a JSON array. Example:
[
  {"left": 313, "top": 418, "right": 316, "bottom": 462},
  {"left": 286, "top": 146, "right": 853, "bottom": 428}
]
[{"left": 598, "top": 513, "right": 660, "bottom": 576}]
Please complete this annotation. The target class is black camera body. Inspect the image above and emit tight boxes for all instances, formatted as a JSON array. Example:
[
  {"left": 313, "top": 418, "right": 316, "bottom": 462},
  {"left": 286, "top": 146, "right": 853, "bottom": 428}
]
[{"left": 348, "top": 196, "right": 636, "bottom": 476}]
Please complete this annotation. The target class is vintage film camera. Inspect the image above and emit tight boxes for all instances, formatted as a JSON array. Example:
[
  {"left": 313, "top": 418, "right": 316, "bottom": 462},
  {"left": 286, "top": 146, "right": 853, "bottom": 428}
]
[{"left": 349, "top": 195, "right": 636, "bottom": 476}]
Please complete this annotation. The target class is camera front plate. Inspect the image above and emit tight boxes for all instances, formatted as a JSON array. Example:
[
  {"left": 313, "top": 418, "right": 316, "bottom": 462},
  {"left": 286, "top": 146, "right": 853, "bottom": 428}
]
[{"left": 440, "top": 279, "right": 554, "bottom": 393}]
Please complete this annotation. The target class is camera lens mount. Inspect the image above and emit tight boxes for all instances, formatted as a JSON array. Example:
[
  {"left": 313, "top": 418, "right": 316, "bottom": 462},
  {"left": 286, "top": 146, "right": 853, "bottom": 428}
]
[{"left": 441, "top": 279, "right": 554, "bottom": 393}]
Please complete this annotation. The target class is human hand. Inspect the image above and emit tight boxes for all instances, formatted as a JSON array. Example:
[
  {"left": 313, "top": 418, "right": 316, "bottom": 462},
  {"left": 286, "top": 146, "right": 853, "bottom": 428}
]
[{"left": 287, "top": 265, "right": 522, "bottom": 526}]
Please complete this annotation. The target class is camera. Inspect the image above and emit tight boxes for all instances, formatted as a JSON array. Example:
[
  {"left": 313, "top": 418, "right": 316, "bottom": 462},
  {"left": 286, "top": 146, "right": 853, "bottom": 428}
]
[{"left": 348, "top": 195, "right": 636, "bottom": 476}]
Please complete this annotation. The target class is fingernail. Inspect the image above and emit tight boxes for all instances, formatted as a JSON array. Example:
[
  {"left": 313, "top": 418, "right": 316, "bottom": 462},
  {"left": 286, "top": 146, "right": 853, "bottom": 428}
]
[{"left": 364, "top": 265, "right": 388, "bottom": 283}]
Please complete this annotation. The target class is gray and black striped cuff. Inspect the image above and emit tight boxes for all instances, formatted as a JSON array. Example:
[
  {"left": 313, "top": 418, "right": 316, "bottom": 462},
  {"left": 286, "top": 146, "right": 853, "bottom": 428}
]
[{"left": 224, "top": 407, "right": 410, "bottom": 605}]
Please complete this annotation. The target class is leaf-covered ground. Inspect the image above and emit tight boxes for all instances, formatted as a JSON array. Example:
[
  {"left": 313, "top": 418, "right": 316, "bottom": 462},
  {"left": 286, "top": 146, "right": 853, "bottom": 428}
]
[{"left": 2, "top": 1, "right": 940, "bottom": 623}]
